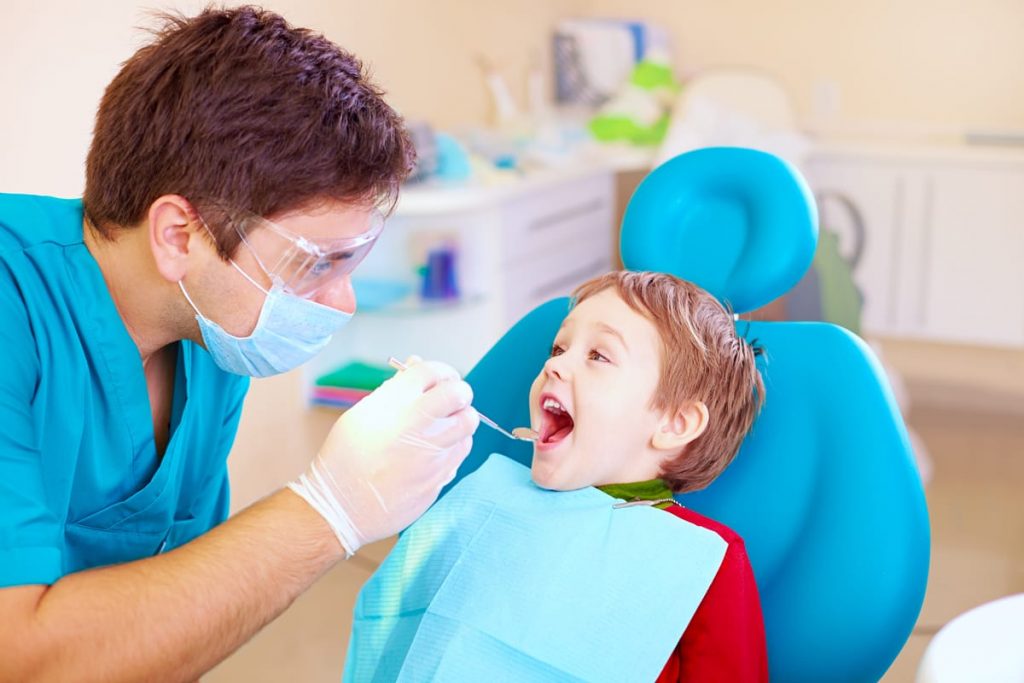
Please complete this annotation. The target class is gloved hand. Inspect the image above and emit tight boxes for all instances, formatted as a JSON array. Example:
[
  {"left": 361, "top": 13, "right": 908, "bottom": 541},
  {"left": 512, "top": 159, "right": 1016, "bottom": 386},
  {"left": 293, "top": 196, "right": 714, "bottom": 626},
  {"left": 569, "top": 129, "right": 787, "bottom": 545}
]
[{"left": 289, "top": 357, "right": 480, "bottom": 557}]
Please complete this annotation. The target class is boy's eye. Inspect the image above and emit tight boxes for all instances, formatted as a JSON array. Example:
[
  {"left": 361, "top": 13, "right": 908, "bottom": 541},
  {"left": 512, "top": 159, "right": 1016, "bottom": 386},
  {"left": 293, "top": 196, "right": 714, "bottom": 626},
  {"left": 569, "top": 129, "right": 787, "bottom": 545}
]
[
  {"left": 589, "top": 349, "right": 609, "bottom": 363},
  {"left": 550, "top": 344, "right": 565, "bottom": 357}
]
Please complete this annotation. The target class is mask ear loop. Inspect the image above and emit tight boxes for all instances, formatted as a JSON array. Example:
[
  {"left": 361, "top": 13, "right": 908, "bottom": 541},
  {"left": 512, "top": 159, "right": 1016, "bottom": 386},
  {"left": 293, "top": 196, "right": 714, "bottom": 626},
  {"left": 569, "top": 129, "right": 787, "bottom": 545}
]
[
  {"left": 177, "top": 263, "right": 270, "bottom": 338},
  {"left": 227, "top": 211, "right": 286, "bottom": 288},
  {"left": 178, "top": 279, "right": 205, "bottom": 317},
  {"left": 197, "top": 208, "right": 277, "bottom": 293},
  {"left": 229, "top": 259, "right": 271, "bottom": 295}
]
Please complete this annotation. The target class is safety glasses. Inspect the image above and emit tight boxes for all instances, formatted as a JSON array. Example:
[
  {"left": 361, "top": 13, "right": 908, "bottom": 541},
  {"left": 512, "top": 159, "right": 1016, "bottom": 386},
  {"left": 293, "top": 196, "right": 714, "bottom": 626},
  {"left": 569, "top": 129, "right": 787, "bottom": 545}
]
[{"left": 199, "top": 203, "right": 385, "bottom": 299}]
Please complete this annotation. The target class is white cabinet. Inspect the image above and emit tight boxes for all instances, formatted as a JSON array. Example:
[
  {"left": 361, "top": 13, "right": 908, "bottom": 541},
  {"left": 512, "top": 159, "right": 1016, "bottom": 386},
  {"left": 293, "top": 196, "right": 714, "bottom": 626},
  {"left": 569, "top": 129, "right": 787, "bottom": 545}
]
[
  {"left": 805, "top": 145, "right": 1024, "bottom": 347},
  {"left": 498, "top": 173, "right": 615, "bottom": 324},
  {"left": 303, "top": 167, "right": 615, "bottom": 394},
  {"left": 923, "top": 167, "right": 1024, "bottom": 346}
]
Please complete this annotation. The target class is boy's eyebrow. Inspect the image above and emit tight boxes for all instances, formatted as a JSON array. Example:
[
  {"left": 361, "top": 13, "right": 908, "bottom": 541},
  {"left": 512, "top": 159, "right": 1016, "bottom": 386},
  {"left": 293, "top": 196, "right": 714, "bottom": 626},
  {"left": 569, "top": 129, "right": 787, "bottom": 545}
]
[{"left": 596, "top": 322, "right": 628, "bottom": 351}]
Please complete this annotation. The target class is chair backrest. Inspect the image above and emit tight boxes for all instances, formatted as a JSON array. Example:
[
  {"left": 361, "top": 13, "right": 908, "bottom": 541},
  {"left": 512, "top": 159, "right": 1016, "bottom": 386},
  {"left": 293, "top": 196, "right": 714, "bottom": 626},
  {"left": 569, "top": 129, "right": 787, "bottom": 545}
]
[{"left": 455, "top": 148, "right": 930, "bottom": 683}]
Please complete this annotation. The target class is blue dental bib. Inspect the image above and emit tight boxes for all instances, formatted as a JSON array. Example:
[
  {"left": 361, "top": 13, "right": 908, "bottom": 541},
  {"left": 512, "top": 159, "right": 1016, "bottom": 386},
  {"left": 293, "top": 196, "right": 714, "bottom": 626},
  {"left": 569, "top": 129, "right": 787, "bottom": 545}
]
[{"left": 344, "top": 455, "right": 727, "bottom": 682}]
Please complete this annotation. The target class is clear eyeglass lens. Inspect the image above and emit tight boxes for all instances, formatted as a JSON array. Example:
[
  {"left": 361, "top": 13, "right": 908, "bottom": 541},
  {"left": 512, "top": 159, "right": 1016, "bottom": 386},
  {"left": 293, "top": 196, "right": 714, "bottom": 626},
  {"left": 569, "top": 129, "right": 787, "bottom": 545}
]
[{"left": 229, "top": 209, "right": 383, "bottom": 297}]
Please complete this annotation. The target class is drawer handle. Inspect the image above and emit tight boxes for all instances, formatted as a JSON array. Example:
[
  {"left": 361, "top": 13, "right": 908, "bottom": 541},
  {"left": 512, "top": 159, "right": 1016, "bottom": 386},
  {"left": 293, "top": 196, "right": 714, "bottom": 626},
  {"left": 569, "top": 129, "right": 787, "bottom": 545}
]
[
  {"left": 528, "top": 198, "right": 606, "bottom": 233},
  {"left": 888, "top": 177, "right": 906, "bottom": 329},
  {"left": 918, "top": 176, "right": 935, "bottom": 329},
  {"left": 530, "top": 257, "right": 609, "bottom": 300}
]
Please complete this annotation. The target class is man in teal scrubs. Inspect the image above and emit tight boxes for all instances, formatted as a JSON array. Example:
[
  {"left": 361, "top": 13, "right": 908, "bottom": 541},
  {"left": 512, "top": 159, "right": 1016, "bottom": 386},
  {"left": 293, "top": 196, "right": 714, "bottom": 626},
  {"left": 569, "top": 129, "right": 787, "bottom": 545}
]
[{"left": 0, "top": 7, "right": 478, "bottom": 680}]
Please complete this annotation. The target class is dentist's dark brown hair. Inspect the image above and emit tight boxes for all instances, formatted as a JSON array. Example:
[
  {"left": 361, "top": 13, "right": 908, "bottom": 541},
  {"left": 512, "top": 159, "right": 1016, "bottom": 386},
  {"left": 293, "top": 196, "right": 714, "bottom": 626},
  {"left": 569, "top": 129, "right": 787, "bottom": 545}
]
[{"left": 83, "top": 5, "right": 414, "bottom": 257}]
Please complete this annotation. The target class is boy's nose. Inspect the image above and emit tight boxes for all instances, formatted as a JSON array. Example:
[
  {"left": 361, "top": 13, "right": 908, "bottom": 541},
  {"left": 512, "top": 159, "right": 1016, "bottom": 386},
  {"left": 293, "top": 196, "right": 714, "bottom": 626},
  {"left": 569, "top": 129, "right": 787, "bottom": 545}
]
[{"left": 544, "top": 355, "right": 569, "bottom": 381}]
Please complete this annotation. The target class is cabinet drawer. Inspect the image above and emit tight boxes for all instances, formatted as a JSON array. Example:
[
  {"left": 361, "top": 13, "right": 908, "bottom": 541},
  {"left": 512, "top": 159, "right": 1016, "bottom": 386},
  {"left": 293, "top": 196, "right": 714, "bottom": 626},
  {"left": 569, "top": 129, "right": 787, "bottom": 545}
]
[
  {"left": 919, "top": 167, "right": 1024, "bottom": 347},
  {"left": 500, "top": 173, "right": 613, "bottom": 264},
  {"left": 501, "top": 230, "right": 611, "bottom": 325}
]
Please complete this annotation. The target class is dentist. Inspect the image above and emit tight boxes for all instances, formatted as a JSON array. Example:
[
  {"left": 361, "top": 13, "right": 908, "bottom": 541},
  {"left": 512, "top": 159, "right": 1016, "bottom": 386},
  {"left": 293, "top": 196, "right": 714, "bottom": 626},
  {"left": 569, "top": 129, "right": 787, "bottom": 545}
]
[{"left": 0, "top": 7, "right": 478, "bottom": 681}]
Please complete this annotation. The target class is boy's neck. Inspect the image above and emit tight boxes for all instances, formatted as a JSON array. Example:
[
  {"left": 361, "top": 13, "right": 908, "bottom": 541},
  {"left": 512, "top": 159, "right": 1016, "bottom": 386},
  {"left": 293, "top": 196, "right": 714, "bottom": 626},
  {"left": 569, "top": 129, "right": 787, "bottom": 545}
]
[{"left": 597, "top": 479, "right": 676, "bottom": 510}]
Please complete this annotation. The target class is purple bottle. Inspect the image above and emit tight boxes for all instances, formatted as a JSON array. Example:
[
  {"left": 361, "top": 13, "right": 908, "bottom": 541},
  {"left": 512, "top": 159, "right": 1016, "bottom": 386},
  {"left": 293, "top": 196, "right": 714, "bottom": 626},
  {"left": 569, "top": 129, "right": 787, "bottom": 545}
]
[{"left": 420, "top": 244, "right": 459, "bottom": 301}]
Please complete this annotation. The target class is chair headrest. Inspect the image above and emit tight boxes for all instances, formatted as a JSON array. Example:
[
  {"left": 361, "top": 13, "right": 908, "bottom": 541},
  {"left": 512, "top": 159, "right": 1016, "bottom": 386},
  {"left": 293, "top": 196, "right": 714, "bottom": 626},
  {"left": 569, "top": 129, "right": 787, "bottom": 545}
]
[{"left": 620, "top": 147, "right": 818, "bottom": 313}]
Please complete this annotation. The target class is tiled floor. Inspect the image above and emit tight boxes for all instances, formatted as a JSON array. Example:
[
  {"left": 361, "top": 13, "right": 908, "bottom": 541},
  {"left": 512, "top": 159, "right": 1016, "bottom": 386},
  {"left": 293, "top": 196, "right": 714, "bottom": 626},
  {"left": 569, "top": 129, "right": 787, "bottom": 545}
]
[{"left": 208, "top": 341, "right": 1024, "bottom": 682}]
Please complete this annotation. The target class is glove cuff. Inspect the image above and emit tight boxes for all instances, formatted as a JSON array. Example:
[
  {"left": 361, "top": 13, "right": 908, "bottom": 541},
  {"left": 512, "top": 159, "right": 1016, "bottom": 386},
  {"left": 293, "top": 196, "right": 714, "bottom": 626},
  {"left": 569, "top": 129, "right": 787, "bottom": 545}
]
[{"left": 287, "top": 461, "right": 363, "bottom": 558}]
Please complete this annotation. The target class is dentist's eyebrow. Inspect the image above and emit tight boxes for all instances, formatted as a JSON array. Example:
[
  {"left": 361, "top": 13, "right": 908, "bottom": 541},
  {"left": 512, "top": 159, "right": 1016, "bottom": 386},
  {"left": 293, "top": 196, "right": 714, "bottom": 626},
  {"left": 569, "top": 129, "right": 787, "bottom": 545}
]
[{"left": 596, "top": 322, "right": 628, "bottom": 351}]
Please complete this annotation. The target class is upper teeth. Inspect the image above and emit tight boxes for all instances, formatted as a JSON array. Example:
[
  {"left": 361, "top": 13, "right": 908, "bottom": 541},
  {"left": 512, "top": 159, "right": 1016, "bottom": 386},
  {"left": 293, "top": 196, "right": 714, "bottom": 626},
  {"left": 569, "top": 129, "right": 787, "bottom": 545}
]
[{"left": 543, "top": 398, "right": 567, "bottom": 414}]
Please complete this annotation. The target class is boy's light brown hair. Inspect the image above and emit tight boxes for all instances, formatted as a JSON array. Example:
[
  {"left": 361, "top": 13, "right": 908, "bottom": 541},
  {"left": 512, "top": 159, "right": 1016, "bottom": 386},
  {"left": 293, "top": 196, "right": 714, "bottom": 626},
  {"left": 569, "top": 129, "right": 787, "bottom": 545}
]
[
  {"left": 83, "top": 6, "right": 414, "bottom": 257},
  {"left": 572, "top": 271, "right": 765, "bottom": 493}
]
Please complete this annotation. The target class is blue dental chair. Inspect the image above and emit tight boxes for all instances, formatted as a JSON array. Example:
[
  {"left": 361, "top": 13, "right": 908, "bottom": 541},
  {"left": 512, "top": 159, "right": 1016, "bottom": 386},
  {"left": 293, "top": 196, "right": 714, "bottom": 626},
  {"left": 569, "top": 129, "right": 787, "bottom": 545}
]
[{"left": 452, "top": 148, "right": 930, "bottom": 682}]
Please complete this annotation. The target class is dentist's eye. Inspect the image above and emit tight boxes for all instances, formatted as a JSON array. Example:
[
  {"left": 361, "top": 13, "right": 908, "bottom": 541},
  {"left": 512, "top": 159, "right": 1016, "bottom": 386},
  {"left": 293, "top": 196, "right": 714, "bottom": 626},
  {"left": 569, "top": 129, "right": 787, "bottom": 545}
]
[
  {"left": 550, "top": 344, "right": 565, "bottom": 357},
  {"left": 310, "top": 252, "right": 355, "bottom": 276},
  {"left": 589, "top": 350, "right": 609, "bottom": 363},
  {"left": 309, "top": 261, "right": 334, "bottom": 276}
]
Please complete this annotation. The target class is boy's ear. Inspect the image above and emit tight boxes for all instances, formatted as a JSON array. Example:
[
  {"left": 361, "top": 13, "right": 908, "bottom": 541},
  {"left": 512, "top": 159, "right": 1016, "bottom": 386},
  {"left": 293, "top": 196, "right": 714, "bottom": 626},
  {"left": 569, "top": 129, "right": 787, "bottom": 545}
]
[{"left": 652, "top": 401, "right": 709, "bottom": 452}]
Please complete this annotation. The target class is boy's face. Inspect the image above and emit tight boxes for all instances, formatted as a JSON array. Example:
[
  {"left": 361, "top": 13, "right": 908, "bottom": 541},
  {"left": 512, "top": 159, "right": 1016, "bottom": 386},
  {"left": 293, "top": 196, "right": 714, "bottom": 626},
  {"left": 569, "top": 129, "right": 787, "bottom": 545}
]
[{"left": 528, "top": 288, "right": 667, "bottom": 490}]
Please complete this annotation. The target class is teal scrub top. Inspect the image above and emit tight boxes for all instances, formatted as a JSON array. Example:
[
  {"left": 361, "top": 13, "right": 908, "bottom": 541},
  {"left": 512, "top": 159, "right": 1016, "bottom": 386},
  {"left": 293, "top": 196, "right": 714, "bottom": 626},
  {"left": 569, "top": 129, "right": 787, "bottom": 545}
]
[{"left": 0, "top": 193, "right": 250, "bottom": 587}]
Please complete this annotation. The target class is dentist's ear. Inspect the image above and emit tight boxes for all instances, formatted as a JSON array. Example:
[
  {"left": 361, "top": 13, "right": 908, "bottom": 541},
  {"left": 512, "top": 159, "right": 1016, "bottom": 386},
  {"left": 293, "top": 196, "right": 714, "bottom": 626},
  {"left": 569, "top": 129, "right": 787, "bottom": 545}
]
[
  {"left": 147, "top": 194, "right": 204, "bottom": 283},
  {"left": 652, "top": 401, "right": 710, "bottom": 452}
]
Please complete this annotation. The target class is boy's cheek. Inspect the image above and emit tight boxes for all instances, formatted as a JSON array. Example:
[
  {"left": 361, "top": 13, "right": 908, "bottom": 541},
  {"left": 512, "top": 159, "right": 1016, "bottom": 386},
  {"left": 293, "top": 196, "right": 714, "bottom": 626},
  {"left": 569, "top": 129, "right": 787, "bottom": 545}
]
[{"left": 526, "top": 374, "right": 542, "bottom": 413}]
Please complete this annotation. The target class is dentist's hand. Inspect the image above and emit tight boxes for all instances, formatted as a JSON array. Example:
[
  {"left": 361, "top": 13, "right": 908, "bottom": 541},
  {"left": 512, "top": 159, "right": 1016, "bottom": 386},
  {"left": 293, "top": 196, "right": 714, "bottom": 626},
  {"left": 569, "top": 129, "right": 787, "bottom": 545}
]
[{"left": 288, "top": 357, "right": 480, "bottom": 556}]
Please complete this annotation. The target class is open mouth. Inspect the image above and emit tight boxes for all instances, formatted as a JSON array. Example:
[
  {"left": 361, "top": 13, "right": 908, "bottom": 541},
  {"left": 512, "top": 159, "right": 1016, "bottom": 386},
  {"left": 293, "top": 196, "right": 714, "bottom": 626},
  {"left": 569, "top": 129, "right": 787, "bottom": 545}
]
[{"left": 538, "top": 394, "right": 575, "bottom": 446}]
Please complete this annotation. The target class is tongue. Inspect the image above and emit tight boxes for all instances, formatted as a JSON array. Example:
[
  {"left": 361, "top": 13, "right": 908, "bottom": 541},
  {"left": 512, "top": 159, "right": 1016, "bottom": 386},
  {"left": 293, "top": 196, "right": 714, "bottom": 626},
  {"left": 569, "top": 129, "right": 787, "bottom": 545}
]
[
  {"left": 543, "top": 412, "right": 574, "bottom": 444},
  {"left": 548, "top": 424, "right": 573, "bottom": 443}
]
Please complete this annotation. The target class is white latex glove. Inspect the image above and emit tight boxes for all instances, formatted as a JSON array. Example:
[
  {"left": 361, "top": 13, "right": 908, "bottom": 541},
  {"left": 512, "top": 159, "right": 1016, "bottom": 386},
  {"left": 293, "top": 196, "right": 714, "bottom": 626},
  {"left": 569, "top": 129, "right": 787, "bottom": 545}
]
[{"left": 289, "top": 357, "right": 479, "bottom": 556}]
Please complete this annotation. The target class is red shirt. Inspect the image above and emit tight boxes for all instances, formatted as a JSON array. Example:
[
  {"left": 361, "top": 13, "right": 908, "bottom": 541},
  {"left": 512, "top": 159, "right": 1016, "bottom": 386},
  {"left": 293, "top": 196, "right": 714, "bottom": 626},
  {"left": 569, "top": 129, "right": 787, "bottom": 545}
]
[{"left": 656, "top": 504, "right": 769, "bottom": 682}]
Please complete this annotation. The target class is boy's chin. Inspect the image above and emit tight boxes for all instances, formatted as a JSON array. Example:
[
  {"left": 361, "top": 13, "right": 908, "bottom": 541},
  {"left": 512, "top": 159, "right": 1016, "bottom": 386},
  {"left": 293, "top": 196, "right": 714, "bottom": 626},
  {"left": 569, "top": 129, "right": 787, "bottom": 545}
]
[
  {"left": 530, "top": 468, "right": 561, "bottom": 490},
  {"left": 530, "top": 464, "right": 588, "bottom": 492}
]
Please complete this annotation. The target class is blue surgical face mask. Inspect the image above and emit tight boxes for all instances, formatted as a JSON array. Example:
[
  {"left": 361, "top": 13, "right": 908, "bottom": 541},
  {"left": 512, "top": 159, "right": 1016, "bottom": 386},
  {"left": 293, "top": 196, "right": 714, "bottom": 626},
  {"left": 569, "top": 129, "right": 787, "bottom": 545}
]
[{"left": 179, "top": 261, "right": 352, "bottom": 378}]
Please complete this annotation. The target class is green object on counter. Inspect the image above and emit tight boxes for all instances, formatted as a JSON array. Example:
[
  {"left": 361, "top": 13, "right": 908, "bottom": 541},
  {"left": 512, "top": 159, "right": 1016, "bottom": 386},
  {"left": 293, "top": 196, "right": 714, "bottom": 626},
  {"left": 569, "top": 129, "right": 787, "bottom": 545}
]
[
  {"left": 588, "top": 56, "right": 679, "bottom": 146},
  {"left": 588, "top": 112, "right": 671, "bottom": 146},
  {"left": 316, "top": 361, "right": 395, "bottom": 390},
  {"left": 630, "top": 60, "right": 676, "bottom": 90}
]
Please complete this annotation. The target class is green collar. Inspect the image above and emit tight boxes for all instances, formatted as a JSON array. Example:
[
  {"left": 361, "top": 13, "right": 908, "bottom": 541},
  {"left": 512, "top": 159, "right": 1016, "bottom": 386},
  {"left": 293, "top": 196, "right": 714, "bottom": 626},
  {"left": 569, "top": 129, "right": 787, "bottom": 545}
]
[{"left": 597, "top": 479, "right": 677, "bottom": 510}]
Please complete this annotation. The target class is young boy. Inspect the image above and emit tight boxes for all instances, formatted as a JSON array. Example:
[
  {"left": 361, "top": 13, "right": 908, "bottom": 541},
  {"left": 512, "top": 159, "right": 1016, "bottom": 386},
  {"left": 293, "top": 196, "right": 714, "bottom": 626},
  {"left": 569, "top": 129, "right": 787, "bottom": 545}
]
[
  {"left": 529, "top": 270, "right": 767, "bottom": 681},
  {"left": 347, "top": 270, "right": 767, "bottom": 681}
]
